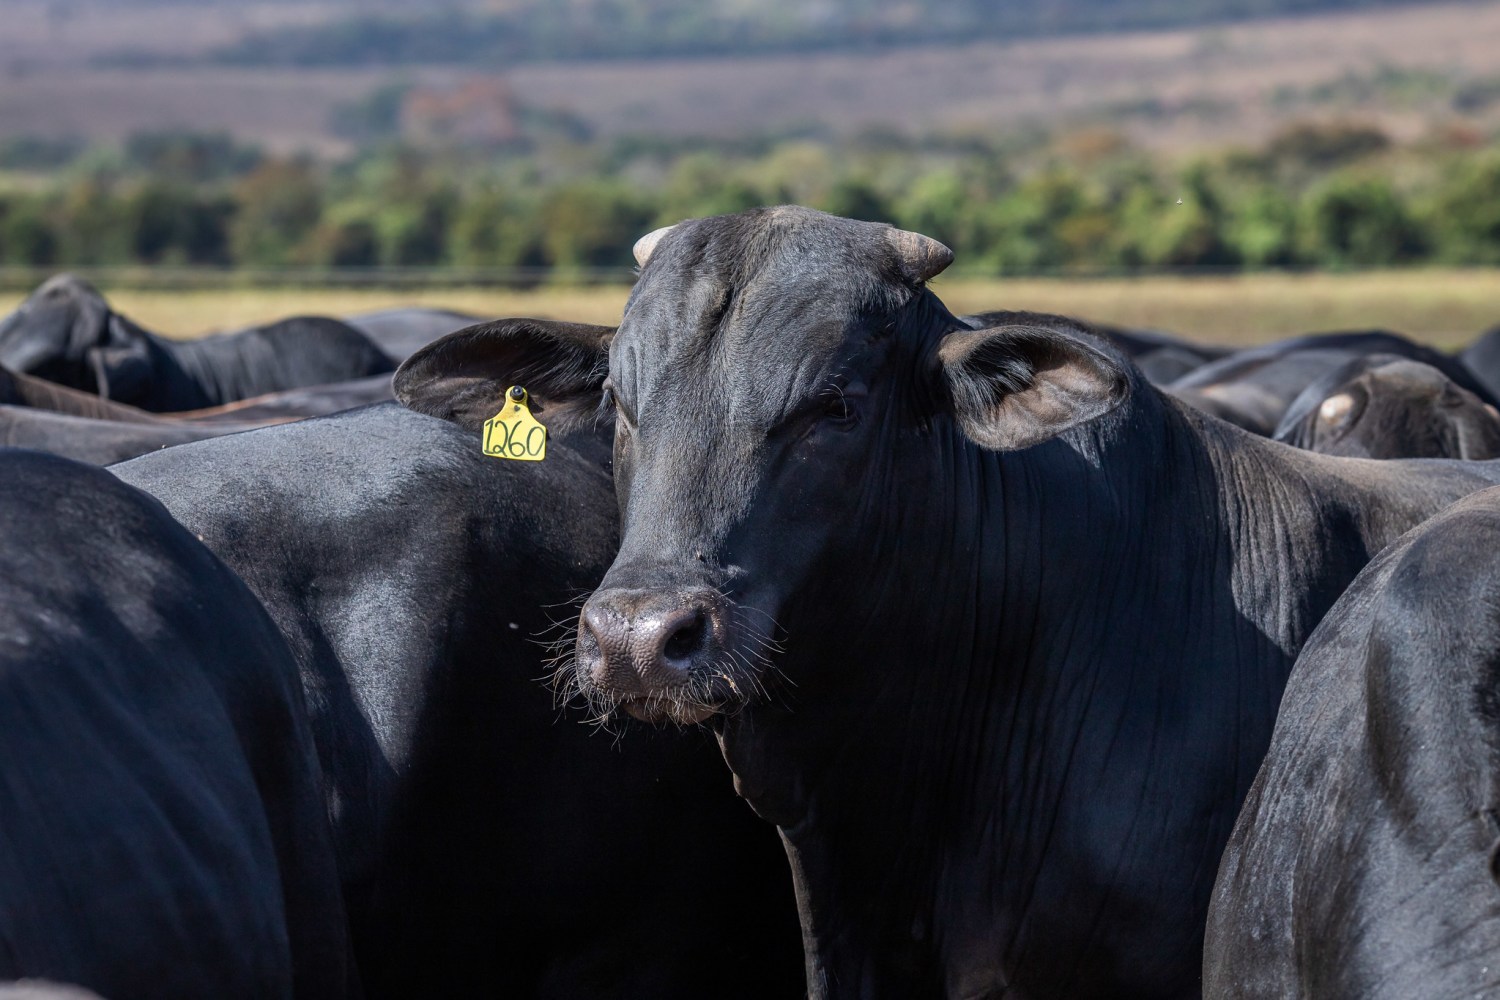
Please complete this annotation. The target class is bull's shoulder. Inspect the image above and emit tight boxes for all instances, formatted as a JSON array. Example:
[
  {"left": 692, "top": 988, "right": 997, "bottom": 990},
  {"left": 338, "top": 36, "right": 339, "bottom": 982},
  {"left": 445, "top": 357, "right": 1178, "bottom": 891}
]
[{"left": 1206, "top": 486, "right": 1500, "bottom": 1000}]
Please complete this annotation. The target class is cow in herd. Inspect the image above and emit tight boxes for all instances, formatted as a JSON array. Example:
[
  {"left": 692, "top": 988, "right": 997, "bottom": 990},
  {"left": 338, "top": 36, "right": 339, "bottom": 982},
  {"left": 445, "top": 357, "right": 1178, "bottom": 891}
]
[
  {"left": 0, "top": 453, "right": 352, "bottom": 998},
  {"left": 0, "top": 275, "right": 395, "bottom": 410},
  {"left": 1272, "top": 354, "right": 1500, "bottom": 459},
  {"left": 111, "top": 393, "right": 805, "bottom": 999},
  {"left": 1164, "top": 330, "right": 1498, "bottom": 435},
  {"left": 1204, "top": 485, "right": 1500, "bottom": 999},
  {"left": 1, "top": 205, "right": 1499, "bottom": 999}
]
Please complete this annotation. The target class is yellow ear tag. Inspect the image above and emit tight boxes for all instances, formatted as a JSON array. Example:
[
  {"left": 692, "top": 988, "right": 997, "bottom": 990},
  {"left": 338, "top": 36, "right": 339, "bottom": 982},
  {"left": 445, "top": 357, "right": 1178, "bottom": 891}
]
[{"left": 481, "top": 386, "right": 547, "bottom": 462}]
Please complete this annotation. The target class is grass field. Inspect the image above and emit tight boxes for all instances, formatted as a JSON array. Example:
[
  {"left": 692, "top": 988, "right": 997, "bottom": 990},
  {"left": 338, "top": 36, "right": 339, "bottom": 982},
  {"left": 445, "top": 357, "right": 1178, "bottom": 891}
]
[{"left": 4, "top": 270, "right": 1494, "bottom": 350}]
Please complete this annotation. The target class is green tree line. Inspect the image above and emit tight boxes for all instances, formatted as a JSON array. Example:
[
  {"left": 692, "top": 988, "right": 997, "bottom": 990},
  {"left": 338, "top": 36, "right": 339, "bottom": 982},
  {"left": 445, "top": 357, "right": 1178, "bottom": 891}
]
[{"left": 2, "top": 124, "right": 1499, "bottom": 274}]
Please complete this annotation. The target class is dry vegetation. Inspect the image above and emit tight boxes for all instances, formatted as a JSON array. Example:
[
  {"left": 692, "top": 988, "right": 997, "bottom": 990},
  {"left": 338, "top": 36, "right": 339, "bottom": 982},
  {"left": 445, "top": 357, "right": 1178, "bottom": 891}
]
[
  {"left": 0, "top": 2, "right": 349, "bottom": 65},
  {"left": 507, "top": 1, "right": 1500, "bottom": 148},
  {"left": 4, "top": 271, "right": 1492, "bottom": 349},
  {"left": 3, "top": 1, "right": 1500, "bottom": 154},
  {"left": 4, "top": 1, "right": 1495, "bottom": 347},
  {"left": 937, "top": 271, "right": 1500, "bottom": 349}
]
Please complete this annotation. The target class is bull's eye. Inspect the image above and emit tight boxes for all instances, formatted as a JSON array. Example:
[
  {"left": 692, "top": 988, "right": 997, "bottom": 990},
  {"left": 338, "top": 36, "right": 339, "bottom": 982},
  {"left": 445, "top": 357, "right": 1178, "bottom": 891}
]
[
  {"left": 603, "top": 379, "right": 638, "bottom": 430},
  {"left": 819, "top": 388, "right": 860, "bottom": 429}
]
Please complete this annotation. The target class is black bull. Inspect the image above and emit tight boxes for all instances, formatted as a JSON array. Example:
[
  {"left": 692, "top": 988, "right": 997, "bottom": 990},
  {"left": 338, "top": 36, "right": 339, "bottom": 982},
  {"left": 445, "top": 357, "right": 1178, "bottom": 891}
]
[
  {"left": 113, "top": 400, "right": 804, "bottom": 999},
  {"left": 397, "top": 206, "right": 1500, "bottom": 998},
  {"left": 1204, "top": 485, "right": 1500, "bottom": 999}
]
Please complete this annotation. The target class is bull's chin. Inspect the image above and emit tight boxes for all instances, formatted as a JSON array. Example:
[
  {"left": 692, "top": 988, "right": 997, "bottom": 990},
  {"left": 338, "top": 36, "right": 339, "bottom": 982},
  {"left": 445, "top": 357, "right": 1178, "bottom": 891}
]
[{"left": 620, "top": 697, "right": 720, "bottom": 726}]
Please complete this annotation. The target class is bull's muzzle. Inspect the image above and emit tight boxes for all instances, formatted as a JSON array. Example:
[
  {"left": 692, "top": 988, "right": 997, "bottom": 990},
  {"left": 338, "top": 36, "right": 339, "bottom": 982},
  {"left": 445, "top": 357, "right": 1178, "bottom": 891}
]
[{"left": 577, "top": 586, "right": 729, "bottom": 722}]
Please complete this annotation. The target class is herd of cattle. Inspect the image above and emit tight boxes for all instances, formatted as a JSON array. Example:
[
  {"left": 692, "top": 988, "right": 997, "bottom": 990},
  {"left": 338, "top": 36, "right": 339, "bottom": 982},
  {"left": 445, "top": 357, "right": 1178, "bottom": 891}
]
[{"left": 2, "top": 205, "right": 1500, "bottom": 998}]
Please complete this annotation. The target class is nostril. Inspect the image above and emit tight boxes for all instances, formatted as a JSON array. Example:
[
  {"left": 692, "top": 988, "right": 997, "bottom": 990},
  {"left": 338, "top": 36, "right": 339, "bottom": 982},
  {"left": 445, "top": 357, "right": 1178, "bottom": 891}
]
[
  {"left": 662, "top": 611, "right": 707, "bottom": 664},
  {"left": 578, "top": 607, "right": 607, "bottom": 651}
]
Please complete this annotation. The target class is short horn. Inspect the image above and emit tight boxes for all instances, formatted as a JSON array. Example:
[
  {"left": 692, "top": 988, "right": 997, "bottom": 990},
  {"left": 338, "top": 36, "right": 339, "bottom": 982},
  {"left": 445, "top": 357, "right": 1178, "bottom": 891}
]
[
  {"left": 886, "top": 228, "right": 953, "bottom": 283},
  {"left": 633, "top": 225, "right": 677, "bottom": 267}
]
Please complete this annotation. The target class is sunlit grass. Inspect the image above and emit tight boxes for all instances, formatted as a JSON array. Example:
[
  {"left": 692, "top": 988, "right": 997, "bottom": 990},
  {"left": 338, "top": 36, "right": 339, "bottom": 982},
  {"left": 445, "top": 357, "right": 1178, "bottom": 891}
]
[
  {"left": 934, "top": 270, "right": 1500, "bottom": 350},
  {"left": 1, "top": 270, "right": 1495, "bottom": 350},
  {"left": 63, "top": 286, "right": 636, "bottom": 337}
]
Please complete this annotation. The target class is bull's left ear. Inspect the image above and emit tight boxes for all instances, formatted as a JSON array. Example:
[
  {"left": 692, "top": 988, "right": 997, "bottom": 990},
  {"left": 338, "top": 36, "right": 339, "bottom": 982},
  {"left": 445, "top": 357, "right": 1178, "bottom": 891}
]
[
  {"left": 394, "top": 318, "right": 614, "bottom": 434},
  {"left": 937, "top": 319, "right": 1130, "bottom": 450}
]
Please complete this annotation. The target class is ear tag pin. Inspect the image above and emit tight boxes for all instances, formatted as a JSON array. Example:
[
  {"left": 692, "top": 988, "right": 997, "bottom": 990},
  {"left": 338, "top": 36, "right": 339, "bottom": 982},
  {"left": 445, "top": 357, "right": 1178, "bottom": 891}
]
[{"left": 481, "top": 386, "right": 547, "bottom": 462}]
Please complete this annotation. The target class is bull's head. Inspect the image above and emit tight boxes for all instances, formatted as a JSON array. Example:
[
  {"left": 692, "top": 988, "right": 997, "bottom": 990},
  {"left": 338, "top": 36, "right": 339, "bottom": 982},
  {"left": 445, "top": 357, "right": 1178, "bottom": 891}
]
[
  {"left": 397, "top": 207, "right": 1130, "bottom": 726},
  {"left": 1274, "top": 356, "right": 1500, "bottom": 459}
]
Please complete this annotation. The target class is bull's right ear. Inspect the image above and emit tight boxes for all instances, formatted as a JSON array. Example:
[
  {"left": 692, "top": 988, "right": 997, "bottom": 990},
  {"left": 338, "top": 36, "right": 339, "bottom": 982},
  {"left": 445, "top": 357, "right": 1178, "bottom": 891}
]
[{"left": 394, "top": 318, "right": 614, "bottom": 434}]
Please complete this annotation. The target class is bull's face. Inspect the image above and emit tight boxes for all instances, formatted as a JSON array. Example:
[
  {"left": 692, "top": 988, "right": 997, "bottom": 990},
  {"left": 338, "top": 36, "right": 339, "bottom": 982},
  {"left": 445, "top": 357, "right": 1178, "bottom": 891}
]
[
  {"left": 393, "top": 207, "right": 1129, "bottom": 727},
  {"left": 580, "top": 209, "right": 930, "bottom": 724}
]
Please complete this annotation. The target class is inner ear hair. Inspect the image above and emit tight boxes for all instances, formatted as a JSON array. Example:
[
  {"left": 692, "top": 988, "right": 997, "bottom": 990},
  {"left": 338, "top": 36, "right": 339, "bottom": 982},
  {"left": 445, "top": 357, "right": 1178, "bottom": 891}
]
[
  {"left": 394, "top": 318, "right": 613, "bottom": 434},
  {"left": 939, "top": 319, "right": 1130, "bottom": 451}
]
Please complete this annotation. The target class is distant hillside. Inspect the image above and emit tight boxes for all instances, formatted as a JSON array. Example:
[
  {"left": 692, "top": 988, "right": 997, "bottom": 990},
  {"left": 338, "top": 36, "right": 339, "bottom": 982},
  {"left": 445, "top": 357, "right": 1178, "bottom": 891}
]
[
  {"left": 117, "top": 0, "right": 1471, "bottom": 68},
  {"left": 6, "top": 0, "right": 1500, "bottom": 156}
]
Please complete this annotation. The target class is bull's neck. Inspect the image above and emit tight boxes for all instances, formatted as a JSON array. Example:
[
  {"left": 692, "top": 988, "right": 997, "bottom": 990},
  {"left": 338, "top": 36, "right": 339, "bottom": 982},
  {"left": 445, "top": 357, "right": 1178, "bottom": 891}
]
[
  {"left": 721, "top": 383, "right": 1366, "bottom": 997},
  {"left": 163, "top": 333, "right": 242, "bottom": 408}
]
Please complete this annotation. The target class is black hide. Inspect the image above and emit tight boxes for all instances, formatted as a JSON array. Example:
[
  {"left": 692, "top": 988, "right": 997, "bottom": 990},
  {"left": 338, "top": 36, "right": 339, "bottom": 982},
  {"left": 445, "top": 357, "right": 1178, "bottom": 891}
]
[
  {"left": 343, "top": 308, "right": 483, "bottom": 363},
  {"left": 1273, "top": 354, "right": 1500, "bottom": 459},
  {"left": 0, "top": 405, "right": 261, "bottom": 464},
  {"left": 1462, "top": 323, "right": 1500, "bottom": 403},
  {"left": 112, "top": 401, "right": 804, "bottom": 1000},
  {"left": 0, "top": 274, "right": 393, "bottom": 410},
  {"left": 1169, "top": 330, "right": 1496, "bottom": 435},
  {"left": 0, "top": 451, "right": 352, "bottom": 999},
  {"left": 1205, "top": 486, "right": 1500, "bottom": 999},
  {"left": 0, "top": 363, "right": 392, "bottom": 465}
]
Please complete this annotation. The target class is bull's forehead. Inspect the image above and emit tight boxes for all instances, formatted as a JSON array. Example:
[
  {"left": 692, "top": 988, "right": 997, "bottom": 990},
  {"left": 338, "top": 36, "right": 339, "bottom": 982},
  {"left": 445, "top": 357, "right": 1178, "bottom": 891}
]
[{"left": 615, "top": 208, "right": 911, "bottom": 426}]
